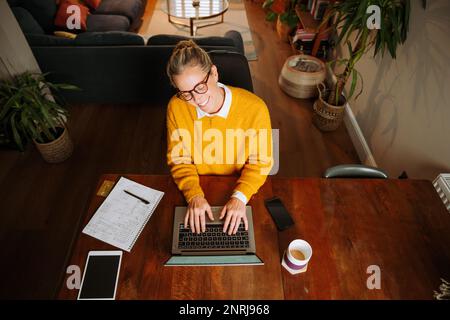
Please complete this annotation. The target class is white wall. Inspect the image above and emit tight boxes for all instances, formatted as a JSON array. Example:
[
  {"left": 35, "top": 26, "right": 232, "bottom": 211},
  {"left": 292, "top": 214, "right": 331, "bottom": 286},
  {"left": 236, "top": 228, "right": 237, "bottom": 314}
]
[
  {"left": 346, "top": 0, "right": 450, "bottom": 180},
  {"left": 0, "top": 0, "right": 41, "bottom": 80}
]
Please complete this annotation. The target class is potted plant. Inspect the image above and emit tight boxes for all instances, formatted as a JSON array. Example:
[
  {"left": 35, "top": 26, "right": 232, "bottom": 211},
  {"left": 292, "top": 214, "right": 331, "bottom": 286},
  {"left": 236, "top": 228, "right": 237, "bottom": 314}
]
[
  {"left": 313, "top": 0, "right": 417, "bottom": 131},
  {"left": 0, "top": 72, "right": 78, "bottom": 162},
  {"left": 263, "top": 0, "right": 300, "bottom": 42}
]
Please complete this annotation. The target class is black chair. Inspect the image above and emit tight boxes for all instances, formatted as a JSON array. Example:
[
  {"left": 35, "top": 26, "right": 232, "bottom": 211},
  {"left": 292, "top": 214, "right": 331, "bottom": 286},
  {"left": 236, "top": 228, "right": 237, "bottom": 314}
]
[{"left": 324, "top": 164, "right": 388, "bottom": 179}]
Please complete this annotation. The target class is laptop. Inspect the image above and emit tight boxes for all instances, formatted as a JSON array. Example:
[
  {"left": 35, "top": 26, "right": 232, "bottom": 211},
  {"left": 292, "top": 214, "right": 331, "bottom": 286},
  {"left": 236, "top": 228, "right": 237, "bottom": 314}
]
[{"left": 164, "top": 206, "right": 263, "bottom": 266}]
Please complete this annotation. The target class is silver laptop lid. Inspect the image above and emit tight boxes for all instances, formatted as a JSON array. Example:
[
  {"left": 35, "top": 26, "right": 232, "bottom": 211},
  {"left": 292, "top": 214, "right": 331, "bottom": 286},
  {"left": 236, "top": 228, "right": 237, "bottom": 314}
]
[{"left": 171, "top": 206, "right": 256, "bottom": 255}]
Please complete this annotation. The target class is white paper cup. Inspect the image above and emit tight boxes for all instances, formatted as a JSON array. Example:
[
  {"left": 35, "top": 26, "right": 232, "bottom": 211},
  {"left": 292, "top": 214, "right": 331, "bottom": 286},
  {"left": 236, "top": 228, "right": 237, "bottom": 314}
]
[{"left": 282, "top": 239, "right": 312, "bottom": 274}]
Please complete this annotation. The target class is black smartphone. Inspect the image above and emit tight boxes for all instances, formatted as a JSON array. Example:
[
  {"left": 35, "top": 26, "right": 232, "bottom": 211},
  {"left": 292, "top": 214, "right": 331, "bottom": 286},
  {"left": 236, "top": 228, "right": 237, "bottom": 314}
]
[
  {"left": 264, "top": 197, "right": 295, "bottom": 231},
  {"left": 78, "top": 251, "right": 122, "bottom": 300}
]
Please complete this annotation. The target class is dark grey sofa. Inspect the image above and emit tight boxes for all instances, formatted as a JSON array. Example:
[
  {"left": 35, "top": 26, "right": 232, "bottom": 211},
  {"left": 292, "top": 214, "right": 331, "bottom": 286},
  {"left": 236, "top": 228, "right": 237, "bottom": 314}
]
[
  {"left": 8, "top": 0, "right": 252, "bottom": 104},
  {"left": 30, "top": 32, "right": 252, "bottom": 104},
  {"left": 9, "top": 0, "right": 146, "bottom": 33}
]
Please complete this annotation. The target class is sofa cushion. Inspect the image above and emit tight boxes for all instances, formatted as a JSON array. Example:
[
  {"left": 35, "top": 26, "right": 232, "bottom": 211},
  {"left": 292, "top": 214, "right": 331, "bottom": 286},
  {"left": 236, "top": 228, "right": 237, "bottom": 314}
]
[
  {"left": 224, "top": 30, "right": 245, "bottom": 56},
  {"left": 148, "top": 31, "right": 245, "bottom": 56},
  {"left": 87, "top": 14, "right": 130, "bottom": 32},
  {"left": 95, "top": 0, "right": 143, "bottom": 23},
  {"left": 25, "top": 34, "right": 75, "bottom": 46},
  {"left": 11, "top": 7, "right": 45, "bottom": 35},
  {"left": 75, "top": 31, "right": 144, "bottom": 46},
  {"left": 147, "top": 34, "right": 235, "bottom": 47},
  {"left": 21, "top": 0, "right": 57, "bottom": 33},
  {"left": 54, "top": 0, "right": 90, "bottom": 32}
]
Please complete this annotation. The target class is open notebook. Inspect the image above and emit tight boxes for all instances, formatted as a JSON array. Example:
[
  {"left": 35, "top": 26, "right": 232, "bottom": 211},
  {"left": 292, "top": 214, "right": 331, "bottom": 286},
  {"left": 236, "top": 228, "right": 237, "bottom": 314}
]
[{"left": 82, "top": 176, "right": 164, "bottom": 252}]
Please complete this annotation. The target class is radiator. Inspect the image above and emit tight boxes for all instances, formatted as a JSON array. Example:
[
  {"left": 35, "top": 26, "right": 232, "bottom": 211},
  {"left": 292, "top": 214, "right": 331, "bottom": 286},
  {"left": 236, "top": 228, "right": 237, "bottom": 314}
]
[{"left": 433, "top": 174, "right": 450, "bottom": 213}]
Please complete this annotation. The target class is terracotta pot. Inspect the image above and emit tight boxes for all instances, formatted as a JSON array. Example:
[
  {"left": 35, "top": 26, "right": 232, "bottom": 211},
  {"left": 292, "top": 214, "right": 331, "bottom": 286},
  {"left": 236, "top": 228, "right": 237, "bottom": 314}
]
[
  {"left": 34, "top": 126, "right": 74, "bottom": 163},
  {"left": 276, "top": 16, "right": 291, "bottom": 43},
  {"left": 312, "top": 83, "right": 346, "bottom": 131}
]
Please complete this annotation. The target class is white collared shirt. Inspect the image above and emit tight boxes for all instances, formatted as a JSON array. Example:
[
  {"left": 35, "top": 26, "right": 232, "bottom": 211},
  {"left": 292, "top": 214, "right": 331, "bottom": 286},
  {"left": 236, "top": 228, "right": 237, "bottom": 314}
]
[
  {"left": 195, "top": 82, "right": 232, "bottom": 119},
  {"left": 194, "top": 82, "right": 247, "bottom": 205}
]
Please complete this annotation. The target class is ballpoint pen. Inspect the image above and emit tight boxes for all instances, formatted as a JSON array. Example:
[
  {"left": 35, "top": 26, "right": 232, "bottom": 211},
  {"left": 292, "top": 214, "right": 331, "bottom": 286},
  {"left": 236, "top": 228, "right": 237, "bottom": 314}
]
[{"left": 123, "top": 189, "right": 150, "bottom": 205}]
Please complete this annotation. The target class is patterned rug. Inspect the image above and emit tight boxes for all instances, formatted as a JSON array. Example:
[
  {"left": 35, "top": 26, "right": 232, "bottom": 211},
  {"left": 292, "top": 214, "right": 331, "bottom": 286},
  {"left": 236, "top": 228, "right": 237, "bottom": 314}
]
[{"left": 140, "top": 0, "right": 257, "bottom": 60}]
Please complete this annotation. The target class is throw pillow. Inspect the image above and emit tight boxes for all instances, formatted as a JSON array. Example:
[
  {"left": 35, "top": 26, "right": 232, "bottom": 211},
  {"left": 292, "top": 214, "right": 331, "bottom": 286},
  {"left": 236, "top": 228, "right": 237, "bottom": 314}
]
[
  {"left": 54, "top": 0, "right": 90, "bottom": 32},
  {"left": 54, "top": 31, "right": 77, "bottom": 39},
  {"left": 82, "top": 0, "right": 102, "bottom": 10}
]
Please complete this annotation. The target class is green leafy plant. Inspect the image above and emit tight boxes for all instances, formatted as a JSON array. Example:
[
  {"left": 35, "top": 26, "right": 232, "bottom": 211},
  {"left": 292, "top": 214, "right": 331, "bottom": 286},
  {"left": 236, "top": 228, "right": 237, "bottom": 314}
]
[
  {"left": 263, "top": 0, "right": 300, "bottom": 28},
  {"left": 322, "top": 0, "right": 418, "bottom": 106},
  {"left": 0, "top": 72, "right": 78, "bottom": 151}
]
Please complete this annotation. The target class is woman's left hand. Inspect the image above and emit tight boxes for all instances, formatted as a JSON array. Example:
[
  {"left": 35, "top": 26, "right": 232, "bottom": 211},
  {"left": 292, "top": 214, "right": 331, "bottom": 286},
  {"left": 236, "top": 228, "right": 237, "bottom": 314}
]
[{"left": 220, "top": 197, "right": 248, "bottom": 235}]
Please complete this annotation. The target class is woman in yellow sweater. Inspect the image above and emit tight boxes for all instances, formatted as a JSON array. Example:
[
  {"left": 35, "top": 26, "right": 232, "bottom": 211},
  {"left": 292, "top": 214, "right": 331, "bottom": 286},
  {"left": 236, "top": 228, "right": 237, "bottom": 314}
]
[{"left": 166, "top": 40, "right": 273, "bottom": 235}]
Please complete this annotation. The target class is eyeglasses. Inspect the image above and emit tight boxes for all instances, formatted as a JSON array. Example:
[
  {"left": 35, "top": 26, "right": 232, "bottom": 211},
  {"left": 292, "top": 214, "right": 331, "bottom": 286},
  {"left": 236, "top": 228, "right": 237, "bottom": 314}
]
[{"left": 176, "top": 70, "right": 211, "bottom": 101}]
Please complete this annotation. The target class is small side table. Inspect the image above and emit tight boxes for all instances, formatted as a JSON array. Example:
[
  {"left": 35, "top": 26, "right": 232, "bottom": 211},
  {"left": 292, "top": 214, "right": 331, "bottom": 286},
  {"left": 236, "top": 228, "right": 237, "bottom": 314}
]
[{"left": 166, "top": 0, "right": 229, "bottom": 36}]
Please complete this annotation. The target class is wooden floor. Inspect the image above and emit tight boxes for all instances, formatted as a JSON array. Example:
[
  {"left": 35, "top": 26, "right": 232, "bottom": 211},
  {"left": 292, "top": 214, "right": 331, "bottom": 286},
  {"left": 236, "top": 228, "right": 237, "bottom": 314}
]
[{"left": 0, "top": 1, "right": 359, "bottom": 299}]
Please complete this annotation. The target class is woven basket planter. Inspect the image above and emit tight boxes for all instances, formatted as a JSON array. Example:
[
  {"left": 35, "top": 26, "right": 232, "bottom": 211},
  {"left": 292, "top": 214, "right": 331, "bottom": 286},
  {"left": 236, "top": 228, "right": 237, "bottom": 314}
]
[
  {"left": 312, "top": 83, "right": 346, "bottom": 131},
  {"left": 34, "top": 126, "right": 74, "bottom": 163},
  {"left": 279, "top": 55, "right": 326, "bottom": 99}
]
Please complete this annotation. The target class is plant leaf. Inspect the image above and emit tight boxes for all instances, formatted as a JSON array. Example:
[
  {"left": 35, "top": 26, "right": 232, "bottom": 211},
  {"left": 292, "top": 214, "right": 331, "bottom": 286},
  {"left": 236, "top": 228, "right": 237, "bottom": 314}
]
[
  {"left": 262, "top": 0, "right": 274, "bottom": 10},
  {"left": 266, "top": 11, "right": 277, "bottom": 22},
  {"left": 354, "top": 69, "right": 364, "bottom": 100},
  {"left": 348, "top": 69, "right": 358, "bottom": 100},
  {"left": 10, "top": 112, "right": 24, "bottom": 151},
  {"left": 53, "top": 84, "right": 80, "bottom": 91}
]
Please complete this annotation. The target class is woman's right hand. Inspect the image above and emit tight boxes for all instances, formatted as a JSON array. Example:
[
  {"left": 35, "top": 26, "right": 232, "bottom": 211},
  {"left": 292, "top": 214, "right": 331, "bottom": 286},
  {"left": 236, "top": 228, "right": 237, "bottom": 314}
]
[{"left": 186, "top": 195, "right": 214, "bottom": 233}]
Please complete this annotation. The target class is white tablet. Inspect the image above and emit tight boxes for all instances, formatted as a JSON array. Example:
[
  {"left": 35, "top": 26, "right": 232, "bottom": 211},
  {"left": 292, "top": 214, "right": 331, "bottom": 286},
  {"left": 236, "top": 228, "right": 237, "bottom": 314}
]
[{"left": 77, "top": 250, "right": 122, "bottom": 300}]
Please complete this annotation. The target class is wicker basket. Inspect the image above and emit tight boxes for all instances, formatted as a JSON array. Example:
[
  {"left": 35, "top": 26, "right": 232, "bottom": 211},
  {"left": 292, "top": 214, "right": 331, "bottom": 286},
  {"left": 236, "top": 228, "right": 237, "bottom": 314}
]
[
  {"left": 312, "top": 83, "right": 346, "bottom": 131},
  {"left": 279, "top": 55, "right": 326, "bottom": 99},
  {"left": 34, "top": 126, "right": 74, "bottom": 163}
]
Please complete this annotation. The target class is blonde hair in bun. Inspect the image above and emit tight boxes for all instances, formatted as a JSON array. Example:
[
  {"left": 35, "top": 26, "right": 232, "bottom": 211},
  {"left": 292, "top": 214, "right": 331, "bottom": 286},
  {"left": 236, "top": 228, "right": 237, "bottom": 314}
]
[{"left": 166, "top": 40, "right": 213, "bottom": 87}]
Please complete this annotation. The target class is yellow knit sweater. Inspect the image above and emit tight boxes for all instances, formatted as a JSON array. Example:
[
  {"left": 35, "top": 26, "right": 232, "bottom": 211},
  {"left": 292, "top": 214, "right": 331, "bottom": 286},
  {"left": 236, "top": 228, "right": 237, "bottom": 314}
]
[{"left": 166, "top": 85, "right": 273, "bottom": 203}]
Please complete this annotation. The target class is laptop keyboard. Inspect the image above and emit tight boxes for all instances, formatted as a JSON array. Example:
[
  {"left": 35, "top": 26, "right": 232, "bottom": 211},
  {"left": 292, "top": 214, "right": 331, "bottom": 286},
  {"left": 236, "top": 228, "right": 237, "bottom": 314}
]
[{"left": 178, "top": 224, "right": 250, "bottom": 250}]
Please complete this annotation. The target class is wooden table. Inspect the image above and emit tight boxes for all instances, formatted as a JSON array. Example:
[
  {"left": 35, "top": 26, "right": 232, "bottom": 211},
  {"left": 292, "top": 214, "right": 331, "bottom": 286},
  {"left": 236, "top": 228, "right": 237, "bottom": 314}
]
[{"left": 58, "top": 175, "right": 450, "bottom": 299}]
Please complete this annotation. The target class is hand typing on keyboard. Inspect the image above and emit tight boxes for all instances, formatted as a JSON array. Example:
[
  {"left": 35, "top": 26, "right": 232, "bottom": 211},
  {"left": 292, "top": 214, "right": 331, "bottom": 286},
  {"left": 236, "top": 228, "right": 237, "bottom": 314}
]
[
  {"left": 220, "top": 197, "right": 248, "bottom": 235},
  {"left": 186, "top": 195, "right": 214, "bottom": 234},
  {"left": 185, "top": 196, "right": 248, "bottom": 235}
]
